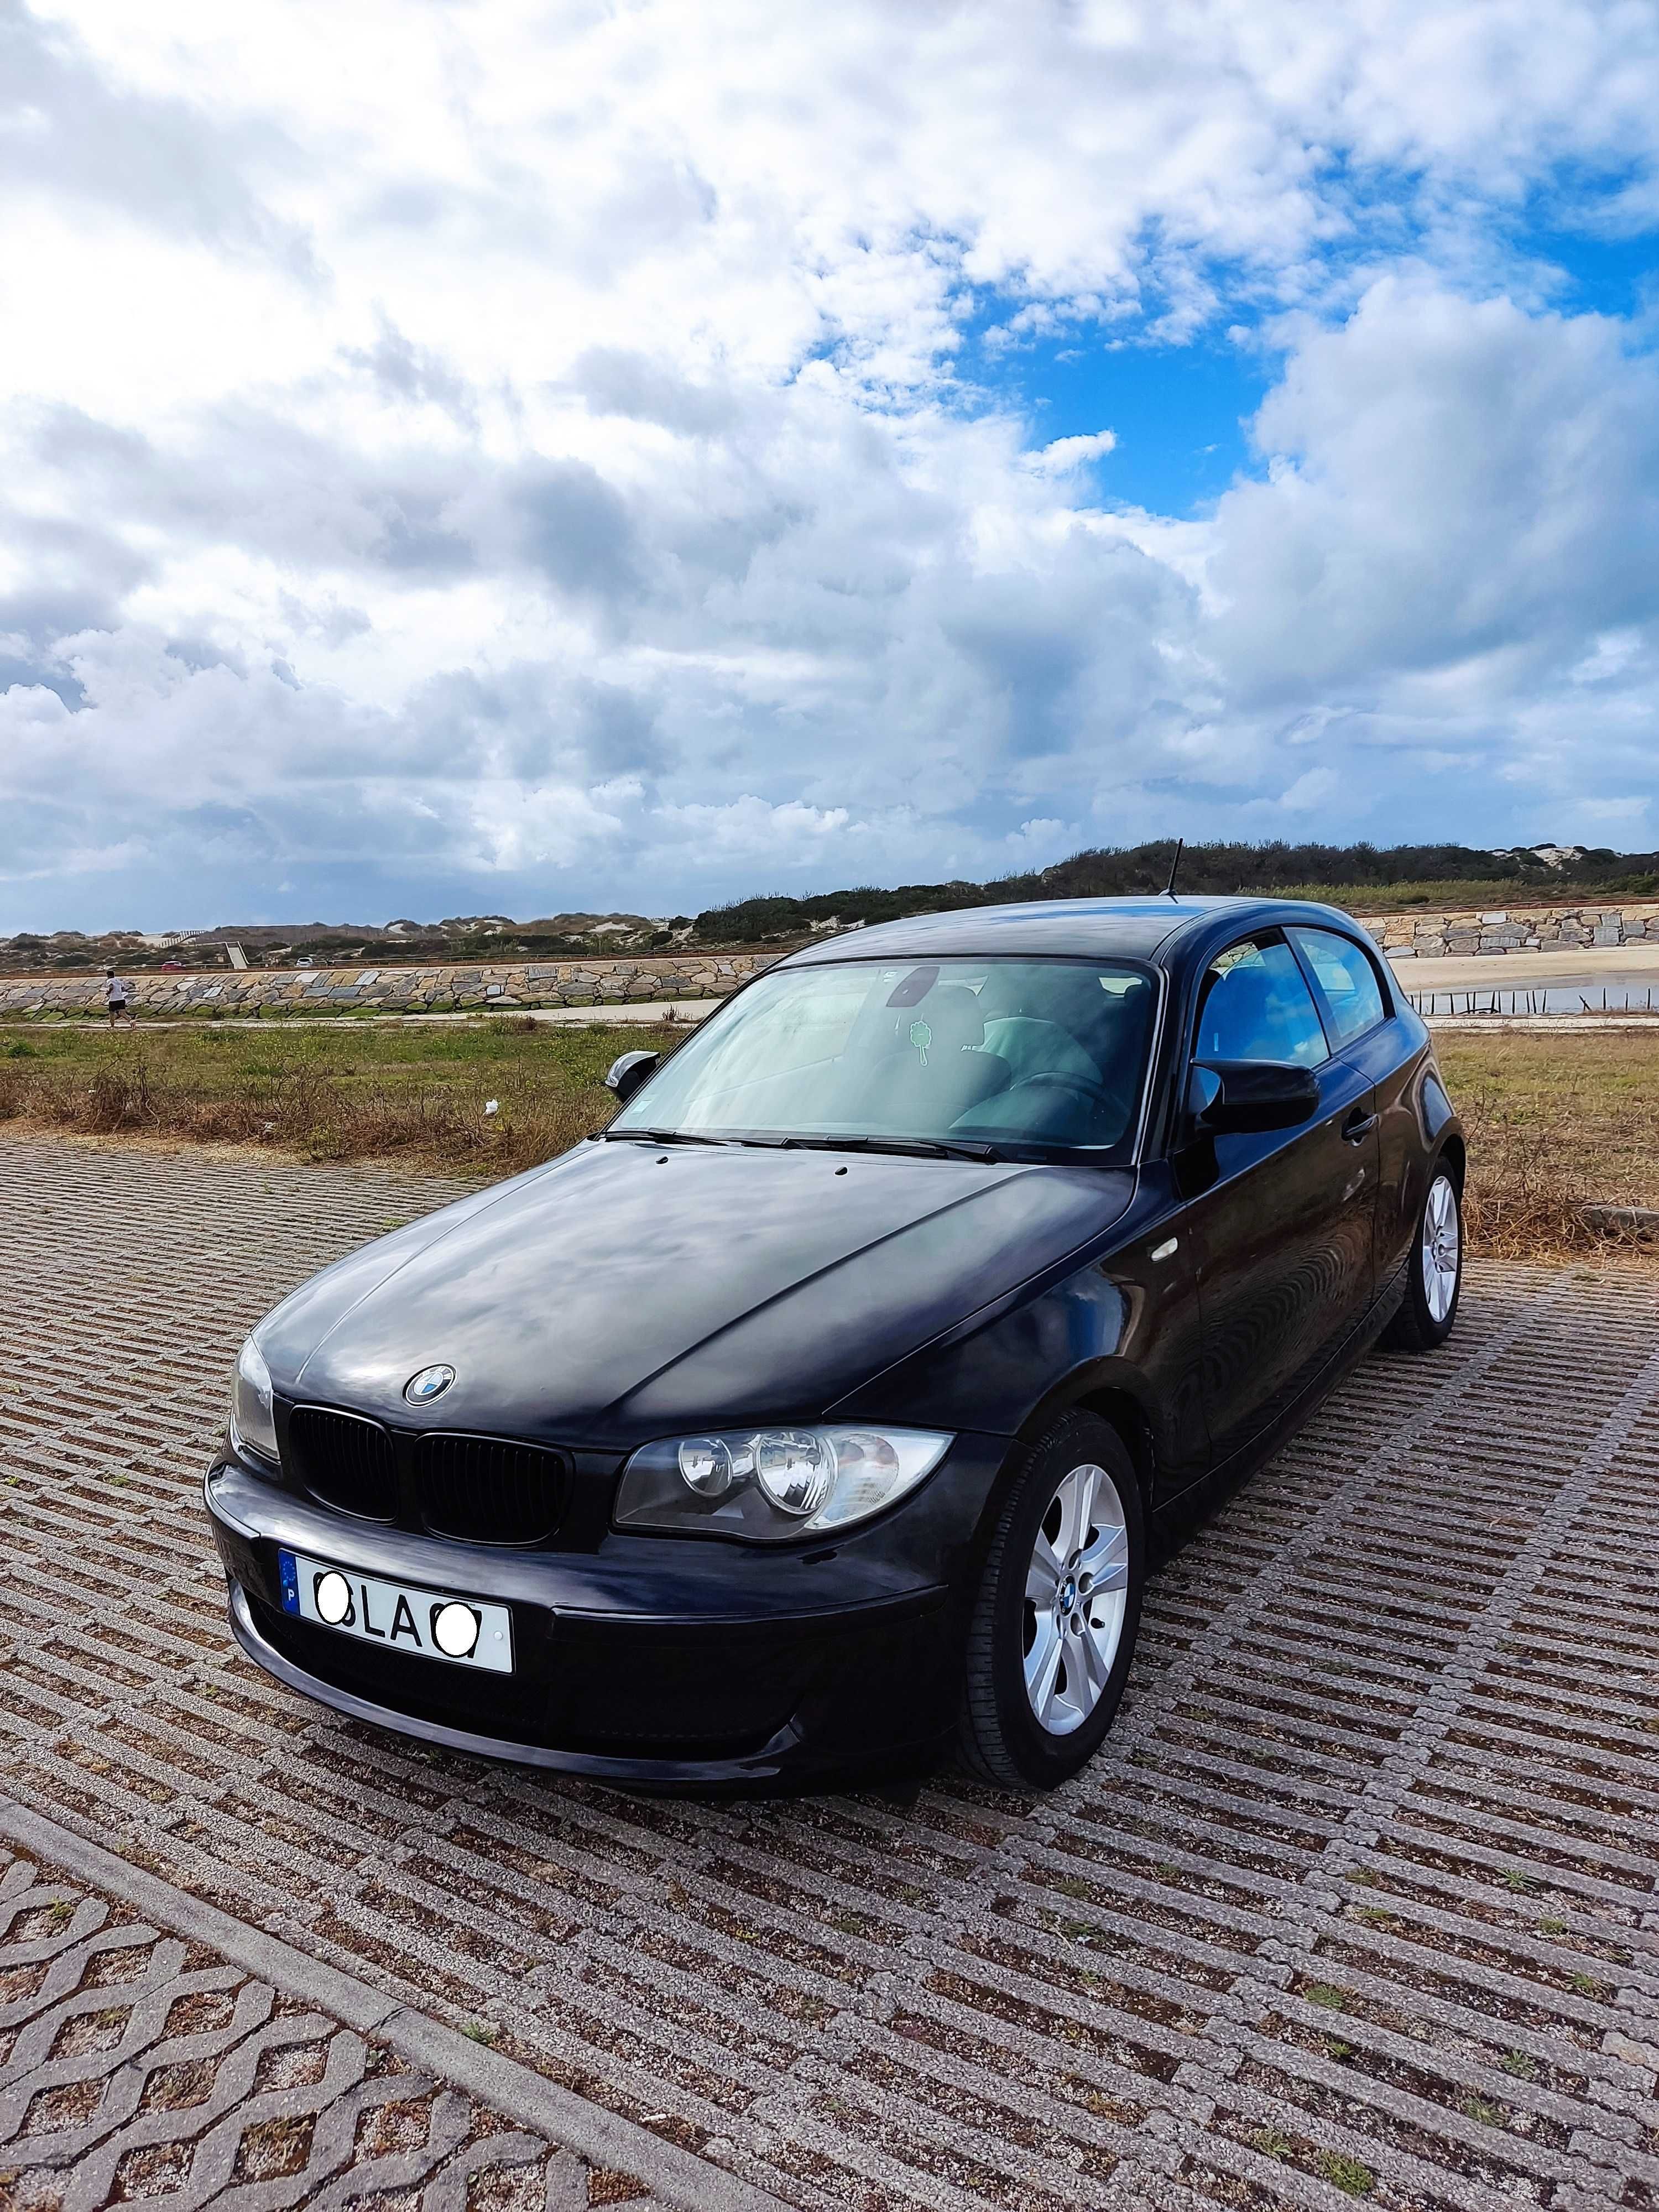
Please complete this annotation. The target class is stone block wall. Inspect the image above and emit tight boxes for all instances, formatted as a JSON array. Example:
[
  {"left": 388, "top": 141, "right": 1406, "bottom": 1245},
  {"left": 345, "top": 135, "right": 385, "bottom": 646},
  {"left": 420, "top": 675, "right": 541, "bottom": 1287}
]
[
  {"left": 0, "top": 952, "right": 778, "bottom": 1018},
  {"left": 1355, "top": 904, "right": 1659, "bottom": 958},
  {"left": 4, "top": 903, "right": 1659, "bottom": 1015}
]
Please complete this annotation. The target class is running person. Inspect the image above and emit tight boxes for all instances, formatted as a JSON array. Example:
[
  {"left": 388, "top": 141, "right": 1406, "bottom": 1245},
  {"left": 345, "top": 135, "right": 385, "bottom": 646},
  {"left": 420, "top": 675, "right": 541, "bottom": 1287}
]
[{"left": 105, "top": 969, "right": 135, "bottom": 1028}]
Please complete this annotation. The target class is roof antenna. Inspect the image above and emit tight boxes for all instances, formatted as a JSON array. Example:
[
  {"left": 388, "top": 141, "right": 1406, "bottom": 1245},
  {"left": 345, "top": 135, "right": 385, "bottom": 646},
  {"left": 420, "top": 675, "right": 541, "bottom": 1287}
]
[{"left": 1164, "top": 838, "right": 1184, "bottom": 899}]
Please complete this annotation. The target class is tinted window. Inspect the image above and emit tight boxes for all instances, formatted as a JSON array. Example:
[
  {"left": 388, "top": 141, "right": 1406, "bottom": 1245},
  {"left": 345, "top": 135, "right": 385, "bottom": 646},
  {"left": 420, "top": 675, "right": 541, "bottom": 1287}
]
[
  {"left": 611, "top": 957, "right": 1156, "bottom": 1155},
  {"left": 1290, "top": 926, "right": 1386, "bottom": 1046},
  {"left": 1196, "top": 938, "right": 1328, "bottom": 1068}
]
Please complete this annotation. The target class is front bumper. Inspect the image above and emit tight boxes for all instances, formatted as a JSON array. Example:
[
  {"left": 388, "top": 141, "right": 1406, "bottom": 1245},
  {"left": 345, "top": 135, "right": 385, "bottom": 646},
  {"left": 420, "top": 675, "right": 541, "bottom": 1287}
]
[{"left": 205, "top": 1442, "right": 1003, "bottom": 1788}]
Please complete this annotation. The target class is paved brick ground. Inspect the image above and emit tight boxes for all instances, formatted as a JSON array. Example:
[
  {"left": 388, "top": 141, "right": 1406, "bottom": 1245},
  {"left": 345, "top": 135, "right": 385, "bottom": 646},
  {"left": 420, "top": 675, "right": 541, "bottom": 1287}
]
[
  {"left": 0, "top": 1845, "right": 636, "bottom": 2211},
  {"left": 1, "top": 1132, "right": 1656, "bottom": 2211}
]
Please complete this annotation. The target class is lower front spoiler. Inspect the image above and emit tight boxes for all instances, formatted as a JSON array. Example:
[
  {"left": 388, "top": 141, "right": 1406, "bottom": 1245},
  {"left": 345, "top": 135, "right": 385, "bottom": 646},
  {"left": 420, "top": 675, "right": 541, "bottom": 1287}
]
[
  {"left": 226, "top": 1580, "right": 948, "bottom": 1792},
  {"left": 227, "top": 1580, "right": 804, "bottom": 1786}
]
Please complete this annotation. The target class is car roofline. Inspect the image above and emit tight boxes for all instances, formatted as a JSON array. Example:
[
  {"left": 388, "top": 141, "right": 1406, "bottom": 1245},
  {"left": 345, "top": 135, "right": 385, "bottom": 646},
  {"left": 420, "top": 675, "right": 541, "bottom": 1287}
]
[{"left": 774, "top": 894, "right": 1380, "bottom": 971}]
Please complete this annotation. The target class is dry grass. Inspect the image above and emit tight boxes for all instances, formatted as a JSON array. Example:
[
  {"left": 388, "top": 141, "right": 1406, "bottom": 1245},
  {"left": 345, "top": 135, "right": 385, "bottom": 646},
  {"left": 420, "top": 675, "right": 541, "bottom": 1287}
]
[
  {"left": 1270, "top": 875, "right": 1658, "bottom": 914},
  {"left": 2, "top": 1018, "right": 1654, "bottom": 1261},
  {"left": 1436, "top": 1031, "right": 1659, "bottom": 1261},
  {"left": 0, "top": 1017, "right": 674, "bottom": 1178}
]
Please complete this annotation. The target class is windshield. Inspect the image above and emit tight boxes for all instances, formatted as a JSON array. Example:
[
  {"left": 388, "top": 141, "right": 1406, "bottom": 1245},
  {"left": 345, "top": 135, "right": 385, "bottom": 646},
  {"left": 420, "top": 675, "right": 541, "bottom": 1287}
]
[{"left": 611, "top": 956, "right": 1157, "bottom": 1157}]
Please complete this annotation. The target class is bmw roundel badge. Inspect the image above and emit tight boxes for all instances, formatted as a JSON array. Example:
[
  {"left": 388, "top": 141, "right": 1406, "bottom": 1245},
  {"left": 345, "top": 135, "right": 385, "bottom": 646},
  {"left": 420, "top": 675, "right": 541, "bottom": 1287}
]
[{"left": 405, "top": 1364, "right": 456, "bottom": 1404}]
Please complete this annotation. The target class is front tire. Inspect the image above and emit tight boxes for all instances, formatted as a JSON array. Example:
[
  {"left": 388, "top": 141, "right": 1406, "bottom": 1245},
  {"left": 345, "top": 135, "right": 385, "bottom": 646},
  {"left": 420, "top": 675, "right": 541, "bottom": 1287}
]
[
  {"left": 1385, "top": 1161, "right": 1463, "bottom": 1351},
  {"left": 958, "top": 1412, "right": 1145, "bottom": 1790}
]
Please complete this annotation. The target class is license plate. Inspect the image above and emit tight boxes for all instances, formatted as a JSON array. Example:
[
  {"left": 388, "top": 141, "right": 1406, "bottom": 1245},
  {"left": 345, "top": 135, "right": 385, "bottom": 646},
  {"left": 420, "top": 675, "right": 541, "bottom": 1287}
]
[{"left": 278, "top": 1548, "right": 513, "bottom": 1674}]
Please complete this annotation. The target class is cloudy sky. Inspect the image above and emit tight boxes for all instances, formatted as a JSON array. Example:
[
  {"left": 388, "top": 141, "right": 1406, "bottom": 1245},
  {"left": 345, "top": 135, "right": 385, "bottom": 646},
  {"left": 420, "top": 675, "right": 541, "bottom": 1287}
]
[{"left": 3, "top": 0, "right": 1658, "bottom": 929}]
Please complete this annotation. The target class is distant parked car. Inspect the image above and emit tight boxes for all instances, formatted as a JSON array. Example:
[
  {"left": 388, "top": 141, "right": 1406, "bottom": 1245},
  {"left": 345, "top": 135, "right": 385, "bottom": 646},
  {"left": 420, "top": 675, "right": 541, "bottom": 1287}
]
[
  {"left": 205, "top": 897, "right": 1464, "bottom": 1792},
  {"left": 160, "top": 959, "right": 184, "bottom": 970}
]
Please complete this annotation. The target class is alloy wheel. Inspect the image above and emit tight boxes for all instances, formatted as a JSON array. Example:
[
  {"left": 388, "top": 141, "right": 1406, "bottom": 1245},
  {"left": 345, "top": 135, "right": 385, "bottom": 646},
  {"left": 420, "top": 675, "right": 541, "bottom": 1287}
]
[
  {"left": 1022, "top": 1460, "right": 1130, "bottom": 1736},
  {"left": 1421, "top": 1172, "right": 1460, "bottom": 1324}
]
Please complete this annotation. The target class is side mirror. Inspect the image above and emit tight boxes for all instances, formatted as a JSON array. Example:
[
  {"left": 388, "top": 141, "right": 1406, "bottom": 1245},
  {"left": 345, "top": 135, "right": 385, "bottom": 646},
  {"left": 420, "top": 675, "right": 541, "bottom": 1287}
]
[
  {"left": 1187, "top": 1058, "right": 1318, "bottom": 1135},
  {"left": 604, "top": 1049, "right": 660, "bottom": 1104}
]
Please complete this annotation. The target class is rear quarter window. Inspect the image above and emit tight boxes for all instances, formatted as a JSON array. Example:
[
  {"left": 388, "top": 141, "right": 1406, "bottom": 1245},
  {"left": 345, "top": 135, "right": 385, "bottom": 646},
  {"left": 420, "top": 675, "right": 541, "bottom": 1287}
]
[{"left": 1290, "top": 927, "right": 1387, "bottom": 1046}]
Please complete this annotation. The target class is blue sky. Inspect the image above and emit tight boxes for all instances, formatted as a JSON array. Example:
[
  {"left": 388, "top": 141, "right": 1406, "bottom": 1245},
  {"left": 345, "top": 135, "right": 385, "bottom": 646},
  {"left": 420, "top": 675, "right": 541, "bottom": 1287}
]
[
  {"left": 2, "top": 1, "right": 1658, "bottom": 929},
  {"left": 966, "top": 321, "right": 1271, "bottom": 515},
  {"left": 1530, "top": 226, "right": 1659, "bottom": 317},
  {"left": 968, "top": 207, "right": 1659, "bottom": 519}
]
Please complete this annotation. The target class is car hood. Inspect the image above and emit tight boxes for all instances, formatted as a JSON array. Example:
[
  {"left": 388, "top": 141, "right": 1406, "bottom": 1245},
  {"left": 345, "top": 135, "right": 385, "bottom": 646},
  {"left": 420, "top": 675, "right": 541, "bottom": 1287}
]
[{"left": 259, "top": 1140, "right": 1135, "bottom": 1447}]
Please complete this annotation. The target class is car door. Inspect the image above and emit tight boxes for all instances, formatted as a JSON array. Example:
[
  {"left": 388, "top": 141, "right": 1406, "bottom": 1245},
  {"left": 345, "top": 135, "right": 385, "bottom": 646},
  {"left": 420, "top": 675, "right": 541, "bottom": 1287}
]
[
  {"left": 1286, "top": 925, "right": 1409, "bottom": 1288},
  {"left": 1181, "top": 931, "right": 1379, "bottom": 1464}
]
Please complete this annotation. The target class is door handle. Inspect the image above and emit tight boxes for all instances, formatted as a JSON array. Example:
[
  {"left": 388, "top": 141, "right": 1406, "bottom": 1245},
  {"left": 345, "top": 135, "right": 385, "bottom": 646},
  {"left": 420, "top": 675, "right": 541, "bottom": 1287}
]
[{"left": 1342, "top": 1109, "right": 1379, "bottom": 1143}]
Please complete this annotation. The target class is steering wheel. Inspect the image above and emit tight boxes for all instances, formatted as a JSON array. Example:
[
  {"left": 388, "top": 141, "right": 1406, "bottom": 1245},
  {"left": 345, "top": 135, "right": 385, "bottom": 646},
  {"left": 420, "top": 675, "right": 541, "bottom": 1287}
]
[
  {"left": 1016, "top": 1069, "right": 1115, "bottom": 1109},
  {"left": 1009, "top": 1068, "right": 1126, "bottom": 1138}
]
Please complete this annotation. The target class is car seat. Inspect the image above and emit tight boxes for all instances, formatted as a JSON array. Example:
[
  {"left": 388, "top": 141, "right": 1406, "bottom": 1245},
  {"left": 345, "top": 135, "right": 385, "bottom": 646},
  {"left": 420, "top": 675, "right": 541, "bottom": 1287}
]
[
  {"left": 954, "top": 968, "right": 1152, "bottom": 1146},
  {"left": 838, "top": 982, "right": 1010, "bottom": 1132}
]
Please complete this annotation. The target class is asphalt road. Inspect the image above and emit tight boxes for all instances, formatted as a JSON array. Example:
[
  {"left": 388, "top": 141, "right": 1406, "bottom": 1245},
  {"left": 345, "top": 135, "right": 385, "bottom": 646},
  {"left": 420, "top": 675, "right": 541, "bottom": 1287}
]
[{"left": 2, "top": 1134, "right": 1656, "bottom": 2212}]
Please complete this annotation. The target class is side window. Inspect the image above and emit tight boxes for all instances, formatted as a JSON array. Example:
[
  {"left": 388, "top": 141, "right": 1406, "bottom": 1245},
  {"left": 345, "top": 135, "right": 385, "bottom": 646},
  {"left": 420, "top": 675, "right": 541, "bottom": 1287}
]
[
  {"left": 1290, "top": 927, "right": 1386, "bottom": 1047},
  {"left": 1196, "top": 937, "right": 1328, "bottom": 1068}
]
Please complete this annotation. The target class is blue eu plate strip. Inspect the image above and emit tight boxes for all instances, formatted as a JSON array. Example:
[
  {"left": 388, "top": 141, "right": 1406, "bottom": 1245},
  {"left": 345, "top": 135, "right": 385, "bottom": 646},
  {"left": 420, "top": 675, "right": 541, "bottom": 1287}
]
[{"left": 278, "top": 1548, "right": 300, "bottom": 1615}]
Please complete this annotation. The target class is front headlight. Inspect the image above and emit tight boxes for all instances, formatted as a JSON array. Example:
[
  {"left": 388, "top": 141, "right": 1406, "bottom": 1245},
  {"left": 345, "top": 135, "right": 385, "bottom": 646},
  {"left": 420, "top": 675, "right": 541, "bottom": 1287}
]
[
  {"left": 614, "top": 1425, "right": 951, "bottom": 1541},
  {"left": 228, "top": 1337, "right": 280, "bottom": 1465}
]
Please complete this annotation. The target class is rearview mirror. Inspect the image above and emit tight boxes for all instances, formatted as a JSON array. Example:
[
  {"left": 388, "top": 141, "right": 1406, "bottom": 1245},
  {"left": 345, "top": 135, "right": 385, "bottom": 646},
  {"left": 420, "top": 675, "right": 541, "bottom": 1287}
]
[
  {"left": 604, "top": 1050, "right": 660, "bottom": 1104},
  {"left": 1188, "top": 1058, "right": 1318, "bottom": 1135}
]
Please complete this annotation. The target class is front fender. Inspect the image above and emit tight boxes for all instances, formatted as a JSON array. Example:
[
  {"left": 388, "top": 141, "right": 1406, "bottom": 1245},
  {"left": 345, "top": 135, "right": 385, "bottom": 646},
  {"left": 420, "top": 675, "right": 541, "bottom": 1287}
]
[{"left": 831, "top": 1161, "right": 1209, "bottom": 1505}]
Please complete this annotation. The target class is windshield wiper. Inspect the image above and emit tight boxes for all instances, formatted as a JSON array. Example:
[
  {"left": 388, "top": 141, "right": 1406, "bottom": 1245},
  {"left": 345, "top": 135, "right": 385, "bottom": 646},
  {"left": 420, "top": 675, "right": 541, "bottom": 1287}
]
[
  {"left": 779, "top": 1134, "right": 1002, "bottom": 1164},
  {"left": 606, "top": 1126, "right": 1002, "bottom": 1162},
  {"left": 602, "top": 1126, "right": 735, "bottom": 1147}
]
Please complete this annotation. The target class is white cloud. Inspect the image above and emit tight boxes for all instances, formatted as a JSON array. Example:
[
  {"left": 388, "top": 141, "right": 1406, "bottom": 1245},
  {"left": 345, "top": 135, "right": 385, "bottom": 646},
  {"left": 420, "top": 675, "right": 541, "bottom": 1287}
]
[
  {"left": 1021, "top": 432, "right": 1119, "bottom": 477},
  {"left": 1276, "top": 768, "right": 1342, "bottom": 814},
  {"left": 1202, "top": 277, "right": 1659, "bottom": 823},
  {"left": 2, "top": 1, "right": 1658, "bottom": 924}
]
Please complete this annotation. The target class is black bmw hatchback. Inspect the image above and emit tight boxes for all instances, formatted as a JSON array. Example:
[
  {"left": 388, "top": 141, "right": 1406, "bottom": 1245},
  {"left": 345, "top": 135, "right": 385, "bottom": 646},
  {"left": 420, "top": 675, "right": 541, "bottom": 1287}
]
[{"left": 205, "top": 896, "right": 1465, "bottom": 1791}]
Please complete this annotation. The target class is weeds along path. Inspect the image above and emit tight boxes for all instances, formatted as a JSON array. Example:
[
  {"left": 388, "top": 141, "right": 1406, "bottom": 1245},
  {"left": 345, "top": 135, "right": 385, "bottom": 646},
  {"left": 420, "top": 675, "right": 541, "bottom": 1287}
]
[
  {"left": 4, "top": 1020, "right": 1656, "bottom": 1259},
  {"left": 1433, "top": 1031, "right": 1659, "bottom": 1260},
  {"left": 0, "top": 1019, "right": 680, "bottom": 1177}
]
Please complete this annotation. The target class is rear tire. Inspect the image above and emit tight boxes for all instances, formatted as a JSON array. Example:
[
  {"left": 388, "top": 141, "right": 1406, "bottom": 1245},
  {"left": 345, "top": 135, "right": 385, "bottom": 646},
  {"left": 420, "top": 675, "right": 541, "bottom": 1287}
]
[
  {"left": 1384, "top": 1161, "right": 1463, "bottom": 1352},
  {"left": 958, "top": 1411, "right": 1145, "bottom": 1790}
]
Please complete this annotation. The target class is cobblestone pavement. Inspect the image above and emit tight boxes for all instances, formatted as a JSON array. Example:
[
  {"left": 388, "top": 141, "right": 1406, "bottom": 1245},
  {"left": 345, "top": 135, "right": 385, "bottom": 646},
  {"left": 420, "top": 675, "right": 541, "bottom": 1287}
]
[
  {"left": 1, "top": 1132, "right": 1657, "bottom": 2212},
  {"left": 0, "top": 1845, "right": 651, "bottom": 2211}
]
